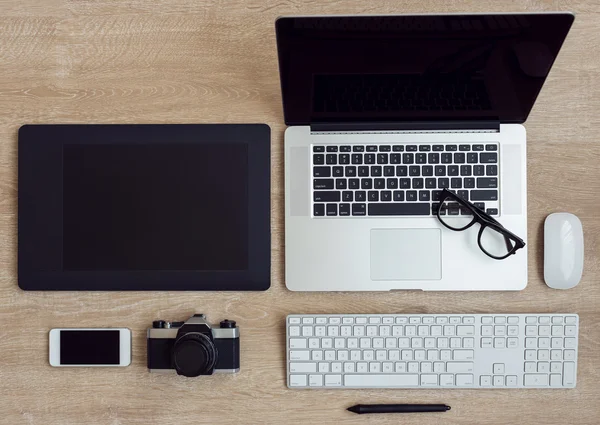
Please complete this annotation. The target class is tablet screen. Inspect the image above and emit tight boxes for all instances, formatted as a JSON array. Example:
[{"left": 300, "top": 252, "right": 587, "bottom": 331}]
[{"left": 62, "top": 143, "right": 249, "bottom": 271}]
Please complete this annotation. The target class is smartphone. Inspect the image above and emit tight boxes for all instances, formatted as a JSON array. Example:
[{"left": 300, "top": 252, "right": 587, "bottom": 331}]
[{"left": 49, "top": 328, "right": 131, "bottom": 367}]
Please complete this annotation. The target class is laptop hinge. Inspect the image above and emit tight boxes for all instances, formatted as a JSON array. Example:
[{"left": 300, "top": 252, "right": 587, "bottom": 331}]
[{"left": 310, "top": 121, "right": 500, "bottom": 133}]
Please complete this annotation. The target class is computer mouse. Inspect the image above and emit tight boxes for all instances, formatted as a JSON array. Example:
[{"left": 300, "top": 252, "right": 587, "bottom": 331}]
[{"left": 544, "top": 213, "right": 584, "bottom": 289}]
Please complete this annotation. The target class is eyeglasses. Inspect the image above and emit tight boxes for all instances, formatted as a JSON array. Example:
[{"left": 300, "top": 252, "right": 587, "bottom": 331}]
[{"left": 435, "top": 189, "right": 526, "bottom": 260}]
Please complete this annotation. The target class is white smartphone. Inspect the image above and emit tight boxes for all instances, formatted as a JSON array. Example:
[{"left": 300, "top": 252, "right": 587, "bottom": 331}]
[{"left": 49, "top": 328, "right": 131, "bottom": 367}]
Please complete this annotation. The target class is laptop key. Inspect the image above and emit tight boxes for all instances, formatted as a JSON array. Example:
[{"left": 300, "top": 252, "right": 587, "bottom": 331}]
[
  {"left": 419, "top": 190, "right": 430, "bottom": 201},
  {"left": 451, "top": 178, "right": 462, "bottom": 189},
  {"left": 473, "top": 165, "right": 484, "bottom": 176},
  {"left": 438, "top": 178, "right": 450, "bottom": 189},
  {"left": 413, "top": 178, "right": 424, "bottom": 189},
  {"left": 379, "top": 145, "right": 391, "bottom": 152},
  {"left": 351, "top": 154, "right": 362, "bottom": 164},
  {"left": 390, "top": 154, "right": 401, "bottom": 164},
  {"left": 339, "top": 154, "right": 350, "bottom": 164},
  {"left": 448, "top": 166, "right": 459, "bottom": 176},
  {"left": 471, "top": 190, "right": 498, "bottom": 201},
  {"left": 474, "top": 202, "right": 485, "bottom": 211},
  {"left": 460, "top": 165, "right": 472, "bottom": 176},
  {"left": 396, "top": 166, "right": 408, "bottom": 176},
  {"left": 419, "top": 145, "right": 431, "bottom": 151},
  {"left": 366, "top": 145, "right": 377, "bottom": 152},
  {"left": 342, "top": 191, "right": 353, "bottom": 202},
  {"left": 340, "top": 146, "right": 351, "bottom": 152},
  {"left": 368, "top": 203, "right": 430, "bottom": 216},
  {"left": 409, "top": 166, "right": 420, "bottom": 176},
  {"left": 352, "top": 146, "right": 365, "bottom": 152},
  {"left": 416, "top": 153, "right": 427, "bottom": 164},
  {"left": 326, "top": 204, "right": 338, "bottom": 216},
  {"left": 326, "top": 146, "right": 338, "bottom": 152},
  {"left": 486, "top": 208, "right": 499, "bottom": 216},
  {"left": 349, "top": 178, "right": 359, "bottom": 189},
  {"left": 432, "top": 145, "right": 444, "bottom": 151},
  {"left": 428, "top": 153, "right": 440, "bottom": 164},
  {"left": 406, "top": 145, "right": 418, "bottom": 151},
  {"left": 374, "top": 178, "right": 385, "bottom": 189},
  {"left": 454, "top": 153, "right": 465, "bottom": 164},
  {"left": 326, "top": 154, "right": 337, "bottom": 165},
  {"left": 361, "top": 179, "right": 373, "bottom": 189},
  {"left": 435, "top": 166, "right": 446, "bottom": 176},
  {"left": 406, "top": 190, "right": 418, "bottom": 201},
  {"left": 458, "top": 190, "right": 469, "bottom": 201},
  {"left": 345, "top": 166, "right": 356, "bottom": 177},
  {"left": 467, "top": 153, "right": 478, "bottom": 163},
  {"left": 432, "top": 190, "right": 443, "bottom": 201},
  {"left": 441, "top": 153, "right": 452, "bottom": 163},
  {"left": 393, "top": 190, "right": 404, "bottom": 201},
  {"left": 392, "top": 145, "right": 404, "bottom": 152},
  {"left": 314, "top": 191, "right": 341, "bottom": 202},
  {"left": 377, "top": 154, "right": 388, "bottom": 164},
  {"left": 371, "top": 166, "right": 382, "bottom": 176},
  {"left": 384, "top": 166, "right": 394, "bottom": 176},
  {"left": 477, "top": 178, "right": 498, "bottom": 188},
  {"left": 459, "top": 145, "right": 471, "bottom": 151},
  {"left": 314, "top": 179, "right": 334, "bottom": 189},
  {"left": 358, "top": 166, "right": 369, "bottom": 176},
  {"left": 426, "top": 178, "right": 436, "bottom": 189},
  {"left": 365, "top": 154, "right": 376, "bottom": 164},
  {"left": 381, "top": 191, "right": 392, "bottom": 201},
  {"left": 314, "top": 154, "right": 325, "bottom": 164},
  {"left": 313, "top": 166, "right": 331, "bottom": 177},
  {"left": 480, "top": 153, "right": 497, "bottom": 163},
  {"left": 313, "top": 146, "right": 325, "bottom": 152},
  {"left": 400, "top": 178, "right": 411, "bottom": 189},
  {"left": 368, "top": 191, "right": 379, "bottom": 202},
  {"left": 339, "top": 203, "right": 350, "bottom": 215},
  {"left": 445, "top": 145, "right": 458, "bottom": 151},
  {"left": 403, "top": 153, "right": 414, "bottom": 164},
  {"left": 352, "top": 203, "right": 367, "bottom": 216},
  {"left": 387, "top": 178, "right": 398, "bottom": 189},
  {"left": 422, "top": 165, "right": 433, "bottom": 176},
  {"left": 314, "top": 204, "right": 325, "bottom": 216},
  {"left": 336, "top": 179, "right": 347, "bottom": 189},
  {"left": 355, "top": 191, "right": 366, "bottom": 201},
  {"left": 485, "top": 144, "right": 498, "bottom": 151},
  {"left": 333, "top": 167, "right": 343, "bottom": 177},
  {"left": 473, "top": 144, "right": 484, "bottom": 151},
  {"left": 486, "top": 165, "right": 498, "bottom": 176},
  {"left": 464, "top": 177, "right": 475, "bottom": 188}
]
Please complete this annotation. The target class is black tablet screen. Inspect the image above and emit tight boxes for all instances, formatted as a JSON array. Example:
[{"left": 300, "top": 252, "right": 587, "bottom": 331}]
[{"left": 62, "top": 143, "right": 249, "bottom": 271}]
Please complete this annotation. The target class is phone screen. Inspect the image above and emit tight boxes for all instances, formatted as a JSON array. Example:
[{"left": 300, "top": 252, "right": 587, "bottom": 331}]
[{"left": 60, "top": 330, "right": 120, "bottom": 365}]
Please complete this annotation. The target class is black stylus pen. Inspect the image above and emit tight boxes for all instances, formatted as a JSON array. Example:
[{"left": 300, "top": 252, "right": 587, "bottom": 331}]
[{"left": 347, "top": 404, "right": 451, "bottom": 414}]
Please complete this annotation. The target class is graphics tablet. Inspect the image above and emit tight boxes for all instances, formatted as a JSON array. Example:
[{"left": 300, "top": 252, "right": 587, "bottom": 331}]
[{"left": 18, "top": 124, "right": 271, "bottom": 291}]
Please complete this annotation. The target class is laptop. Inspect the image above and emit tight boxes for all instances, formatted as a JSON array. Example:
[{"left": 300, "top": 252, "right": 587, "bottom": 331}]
[{"left": 277, "top": 13, "right": 574, "bottom": 291}]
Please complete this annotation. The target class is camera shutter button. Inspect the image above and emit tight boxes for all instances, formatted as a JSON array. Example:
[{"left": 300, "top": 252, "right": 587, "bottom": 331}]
[
  {"left": 153, "top": 320, "right": 166, "bottom": 329},
  {"left": 220, "top": 320, "right": 236, "bottom": 329}
]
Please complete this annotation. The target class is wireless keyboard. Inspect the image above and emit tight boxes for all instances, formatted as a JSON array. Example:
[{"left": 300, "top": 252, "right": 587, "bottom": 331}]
[{"left": 286, "top": 314, "right": 579, "bottom": 389}]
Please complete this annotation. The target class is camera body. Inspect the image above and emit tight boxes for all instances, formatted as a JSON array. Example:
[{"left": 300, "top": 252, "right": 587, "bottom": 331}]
[{"left": 147, "top": 314, "right": 240, "bottom": 377}]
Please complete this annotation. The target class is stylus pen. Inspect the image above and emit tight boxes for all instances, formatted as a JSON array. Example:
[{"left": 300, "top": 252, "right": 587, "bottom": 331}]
[{"left": 347, "top": 404, "right": 451, "bottom": 414}]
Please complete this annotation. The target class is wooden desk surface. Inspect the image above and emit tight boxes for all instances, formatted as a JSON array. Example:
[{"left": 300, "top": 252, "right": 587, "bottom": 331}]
[{"left": 1, "top": 1, "right": 599, "bottom": 424}]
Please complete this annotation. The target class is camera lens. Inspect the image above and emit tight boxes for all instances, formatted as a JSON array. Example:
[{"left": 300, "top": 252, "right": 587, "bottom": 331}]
[{"left": 172, "top": 333, "right": 217, "bottom": 377}]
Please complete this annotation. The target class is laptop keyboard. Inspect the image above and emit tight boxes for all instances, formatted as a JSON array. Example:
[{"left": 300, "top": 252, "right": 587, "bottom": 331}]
[{"left": 312, "top": 143, "right": 499, "bottom": 217}]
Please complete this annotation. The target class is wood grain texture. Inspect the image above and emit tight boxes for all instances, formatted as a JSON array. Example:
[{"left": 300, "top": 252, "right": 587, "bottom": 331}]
[{"left": 1, "top": 1, "right": 599, "bottom": 424}]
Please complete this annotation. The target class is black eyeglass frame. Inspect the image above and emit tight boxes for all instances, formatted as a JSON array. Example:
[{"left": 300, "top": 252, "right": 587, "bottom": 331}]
[{"left": 436, "top": 189, "right": 526, "bottom": 260}]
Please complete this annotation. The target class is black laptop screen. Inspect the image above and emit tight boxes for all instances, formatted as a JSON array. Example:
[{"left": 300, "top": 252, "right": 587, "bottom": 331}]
[
  {"left": 62, "top": 143, "right": 249, "bottom": 271},
  {"left": 276, "top": 14, "right": 574, "bottom": 125}
]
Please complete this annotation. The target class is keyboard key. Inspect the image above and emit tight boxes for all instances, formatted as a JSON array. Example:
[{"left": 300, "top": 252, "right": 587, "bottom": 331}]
[
  {"left": 374, "top": 178, "right": 385, "bottom": 189},
  {"left": 438, "top": 178, "right": 449, "bottom": 189},
  {"left": 333, "top": 167, "right": 343, "bottom": 177},
  {"left": 460, "top": 165, "right": 472, "bottom": 176},
  {"left": 340, "top": 146, "right": 351, "bottom": 152},
  {"left": 368, "top": 191, "right": 379, "bottom": 202},
  {"left": 473, "top": 165, "right": 484, "bottom": 176},
  {"left": 352, "top": 203, "right": 366, "bottom": 216},
  {"left": 326, "top": 204, "right": 337, "bottom": 216},
  {"left": 313, "top": 204, "right": 325, "bottom": 216},
  {"left": 365, "top": 154, "right": 375, "bottom": 164},
  {"left": 435, "top": 166, "right": 446, "bottom": 176},
  {"left": 349, "top": 179, "right": 359, "bottom": 189},
  {"left": 345, "top": 374, "right": 419, "bottom": 387},
  {"left": 419, "top": 145, "right": 431, "bottom": 151},
  {"left": 355, "top": 191, "right": 366, "bottom": 201},
  {"left": 406, "top": 145, "right": 417, "bottom": 151},
  {"left": 403, "top": 153, "right": 414, "bottom": 164},
  {"left": 445, "top": 145, "right": 457, "bottom": 151},
  {"left": 480, "top": 153, "right": 497, "bottom": 163},
  {"left": 379, "top": 145, "right": 391, "bottom": 152},
  {"left": 314, "top": 191, "right": 340, "bottom": 202},
  {"left": 473, "top": 144, "right": 484, "bottom": 151},
  {"left": 459, "top": 144, "right": 471, "bottom": 151},
  {"left": 313, "top": 166, "right": 330, "bottom": 177},
  {"left": 416, "top": 153, "right": 427, "bottom": 164},
  {"left": 366, "top": 145, "right": 377, "bottom": 152},
  {"left": 325, "top": 375, "right": 342, "bottom": 387},
  {"left": 313, "top": 146, "right": 325, "bottom": 152},
  {"left": 345, "top": 166, "right": 356, "bottom": 177},
  {"left": 413, "top": 178, "right": 424, "bottom": 189},
  {"left": 563, "top": 362, "right": 576, "bottom": 386},
  {"left": 464, "top": 177, "right": 475, "bottom": 188},
  {"left": 409, "top": 166, "right": 420, "bottom": 176},
  {"left": 325, "top": 154, "right": 336, "bottom": 164},
  {"left": 384, "top": 166, "right": 395, "bottom": 176},
  {"left": 371, "top": 166, "right": 382, "bottom": 177},
  {"left": 467, "top": 153, "right": 478, "bottom": 163},
  {"left": 432, "top": 144, "right": 444, "bottom": 151},
  {"left": 326, "top": 146, "right": 338, "bottom": 152},
  {"left": 485, "top": 144, "right": 498, "bottom": 151},
  {"left": 457, "top": 190, "right": 468, "bottom": 201},
  {"left": 339, "top": 154, "right": 350, "bottom": 164},
  {"left": 419, "top": 190, "right": 430, "bottom": 201},
  {"left": 377, "top": 154, "right": 388, "bottom": 164},
  {"left": 454, "top": 153, "right": 465, "bottom": 163},
  {"left": 352, "top": 146, "right": 364, "bottom": 152},
  {"left": 486, "top": 165, "right": 498, "bottom": 176},
  {"left": 386, "top": 178, "right": 398, "bottom": 189},
  {"left": 524, "top": 374, "right": 548, "bottom": 387},
  {"left": 358, "top": 166, "right": 369, "bottom": 177},
  {"left": 451, "top": 178, "right": 462, "bottom": 189},
  {"left": 392, "top": 145, "right": 404, "bottom": 152},
  {"left": 361, "top": 179, "right": 373, "bottom": 189},
  {"left": 396, "top": 166, "right": 408, "bottom": 176},
  {"left": 422, "top": 165, "right": 433, "bottom": 176},
  {"left": 448, "top": 165, "right": 459, "bottom": 176},
  {"left": 477, "top": 177, "right": 498, "bottom": 188},
  {"left": 381, "top": 191, "right": 392, "bottom": 201},
  {"left": 456, "top": 374, "right": 474, "bottom": 386},
  {"left": 368, "top": 203, "right": 430, "bottom": 216},
  {"left": 486, "top": 208, "right": 498, "bottom": 216},
  {"left": 393, "top": 191, "right": 404, "bottom": 201},
  {"left": 428, "top": 153, "right": 440, "bottom": 164},
  {"left": 426, "top": 178, "right": 436, "bottom": 189},
  {"left": 351, "top": 154, "right": 362, "bottom": 164},
  {"left": 339, "top": 203, "right": 350, "bottom": 216},
  {"left": 390, "top": 154, "right": 401, "bottom": 164},
  {"left": 289, "top": 375, "right": 307, "bottom": 387},
  {"left": 406, "top": 190, "right": 417, "bottom": 201},
  {"left": 441, "top": 153, "right": 452, "bottom": 163},
  {"left": 470, "top": 190, "right": 498, "bottom": 201},
  {"left": 335, "top": 179, "right": 347, "bottom": 190}
]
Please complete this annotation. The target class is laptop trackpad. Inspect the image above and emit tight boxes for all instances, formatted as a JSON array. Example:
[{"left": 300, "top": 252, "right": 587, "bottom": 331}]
[{"left": 370, "top": 229, "right": 442, "bottom": 280}]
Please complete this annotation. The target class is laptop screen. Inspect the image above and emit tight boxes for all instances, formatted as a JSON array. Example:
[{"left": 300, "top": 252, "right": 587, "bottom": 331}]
[{"left": 276, "top": 14, "right": 574, "bottom": 125}]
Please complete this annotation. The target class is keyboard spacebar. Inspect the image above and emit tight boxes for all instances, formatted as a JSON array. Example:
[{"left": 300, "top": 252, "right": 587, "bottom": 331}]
[
  {"left": 368, "top": 203, "right": 430, "bottom": 216},
  {"left": 344, "top": 374, "right": 419, "bottom": 387}
]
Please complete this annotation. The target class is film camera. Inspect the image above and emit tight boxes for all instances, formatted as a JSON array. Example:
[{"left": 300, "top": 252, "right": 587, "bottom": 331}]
[{"left": 147, "top": 314, "right": 240, "bottom": 377}]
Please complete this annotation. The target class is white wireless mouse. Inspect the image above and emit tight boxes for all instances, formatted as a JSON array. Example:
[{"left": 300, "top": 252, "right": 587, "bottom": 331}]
[{"left": 544, "top": 213, "right": 584, "bottom": 289}]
